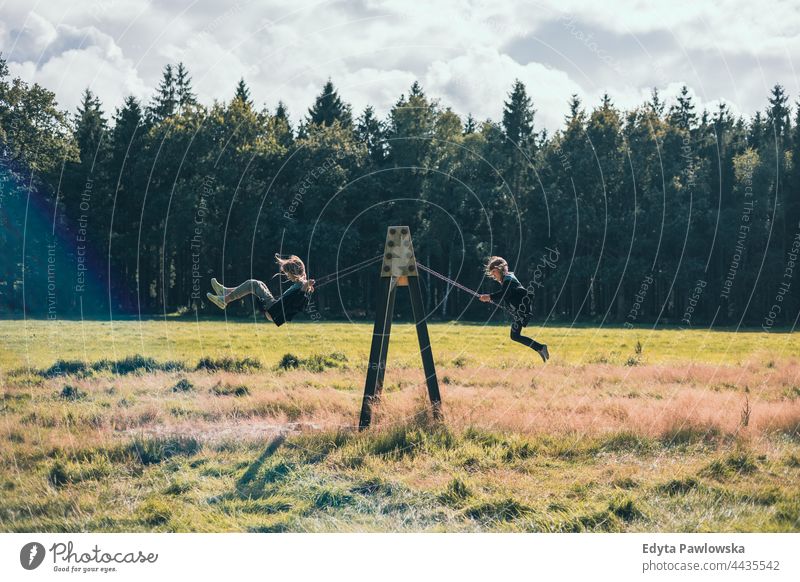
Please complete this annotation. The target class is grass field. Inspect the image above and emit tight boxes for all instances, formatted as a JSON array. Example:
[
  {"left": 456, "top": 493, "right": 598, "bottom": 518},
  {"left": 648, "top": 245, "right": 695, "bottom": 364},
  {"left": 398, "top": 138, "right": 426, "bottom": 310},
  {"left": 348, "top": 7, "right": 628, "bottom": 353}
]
[{"left": 1, "top": 319, "right": 799, "bottom": 532}]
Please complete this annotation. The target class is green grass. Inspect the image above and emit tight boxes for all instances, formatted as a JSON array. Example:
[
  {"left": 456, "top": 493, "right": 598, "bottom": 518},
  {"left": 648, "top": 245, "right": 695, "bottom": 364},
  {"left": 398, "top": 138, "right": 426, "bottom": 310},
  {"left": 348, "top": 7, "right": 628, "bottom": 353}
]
[
  {"left": 3, "top": 319, "right": 798, "bottom": 370},
  {"left": 1, "top": 319, "right": 798, "bottom": 532},
  {"left": 3, "top": 421, "right": 797, "bottom": 532}
]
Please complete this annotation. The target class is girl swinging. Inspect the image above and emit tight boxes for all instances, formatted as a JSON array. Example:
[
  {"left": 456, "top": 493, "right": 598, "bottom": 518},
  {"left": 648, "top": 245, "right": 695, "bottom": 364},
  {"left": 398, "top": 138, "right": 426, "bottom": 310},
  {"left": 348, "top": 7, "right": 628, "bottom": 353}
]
[
  {"left": 206, "top": 254, "right": 315, "bottom": 325},
  {"left": 479, "top": 256, "right": 550, "bottom": 362}
]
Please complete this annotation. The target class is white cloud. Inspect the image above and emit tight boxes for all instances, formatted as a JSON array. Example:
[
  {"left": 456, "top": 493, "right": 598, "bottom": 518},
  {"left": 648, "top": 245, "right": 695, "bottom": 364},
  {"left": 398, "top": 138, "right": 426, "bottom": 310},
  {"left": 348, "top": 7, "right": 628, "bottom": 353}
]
[
  {"left": 554, "top": 0, "right": 800, "bottom": 57},
  {"left": 5, "top": 16, "right": 149, "bottom": 115},
  {"left": 424, "top": 47, "right": 582, "bottom": 130},
  {"left": 1, "top": 0, "right": 796, "bottom": 130}
]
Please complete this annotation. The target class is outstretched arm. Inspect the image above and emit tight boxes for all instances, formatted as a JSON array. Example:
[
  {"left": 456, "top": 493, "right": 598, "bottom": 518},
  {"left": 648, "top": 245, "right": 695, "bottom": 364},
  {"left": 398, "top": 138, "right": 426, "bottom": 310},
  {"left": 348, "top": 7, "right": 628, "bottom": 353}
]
[{"left": 488, "top": 279, "right": 509, "bottom": 302}]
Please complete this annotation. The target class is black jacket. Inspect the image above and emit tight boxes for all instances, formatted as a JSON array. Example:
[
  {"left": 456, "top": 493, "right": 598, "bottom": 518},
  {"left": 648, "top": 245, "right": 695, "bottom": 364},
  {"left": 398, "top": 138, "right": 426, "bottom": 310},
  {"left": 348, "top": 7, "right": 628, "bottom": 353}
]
[
  {"left": 489, "top": 272, "right": 531, "bottom": 323},
  {"left": 259, "top": 283, "right": 309, "bottom": 326}
]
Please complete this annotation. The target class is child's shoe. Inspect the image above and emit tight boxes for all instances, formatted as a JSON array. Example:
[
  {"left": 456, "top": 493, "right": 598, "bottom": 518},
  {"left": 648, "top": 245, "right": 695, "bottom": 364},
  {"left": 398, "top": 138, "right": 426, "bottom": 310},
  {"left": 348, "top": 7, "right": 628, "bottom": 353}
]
[
  {"left": 537, "top": 345, "right": 549, "bottom": 363},
  {"left": 207, "top": 293, "right": 226, "bottom": 310}
]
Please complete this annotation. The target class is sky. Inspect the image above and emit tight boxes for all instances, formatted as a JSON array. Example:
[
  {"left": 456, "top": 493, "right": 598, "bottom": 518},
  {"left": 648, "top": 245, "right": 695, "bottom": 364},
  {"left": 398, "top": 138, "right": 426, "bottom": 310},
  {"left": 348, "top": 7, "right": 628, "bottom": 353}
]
[{"left": 2, "top": 0, "right": 799, "bottom": 132}]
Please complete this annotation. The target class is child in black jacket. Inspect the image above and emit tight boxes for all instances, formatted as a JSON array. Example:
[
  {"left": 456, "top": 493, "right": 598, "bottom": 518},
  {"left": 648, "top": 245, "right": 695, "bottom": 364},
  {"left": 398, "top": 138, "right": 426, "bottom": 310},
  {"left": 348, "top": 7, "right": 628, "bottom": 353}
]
[
  {"left": 479, "top": 256, "right": 549, "bottom": 362},
  {"left": 207, "top": 254, "right": 314, "bottom": 326}
]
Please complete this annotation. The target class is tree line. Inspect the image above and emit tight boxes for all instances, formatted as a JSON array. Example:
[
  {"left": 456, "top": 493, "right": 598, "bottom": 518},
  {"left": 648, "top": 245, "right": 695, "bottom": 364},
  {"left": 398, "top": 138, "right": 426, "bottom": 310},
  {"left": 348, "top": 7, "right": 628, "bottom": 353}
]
[{"left": 2, "top": 55, "right": 799, "bottom": 328}]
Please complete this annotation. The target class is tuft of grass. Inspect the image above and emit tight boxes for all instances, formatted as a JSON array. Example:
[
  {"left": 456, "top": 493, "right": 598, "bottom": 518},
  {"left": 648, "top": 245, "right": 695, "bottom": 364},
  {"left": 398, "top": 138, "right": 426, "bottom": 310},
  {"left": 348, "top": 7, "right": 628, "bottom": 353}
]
[
  {"left": 129, "top": 436, "right": 201, "bottom": 465},
  {"left": 164, "top": 480, "right": 193, "bottom": 495},
  {"left": 657, "top": 477, "right": 702, "bottom": 496},
  {"left": 277, "top": 353, "right": 301, "bottom": 370},
  {"left": 661, "top": 424, "right": 722, "bottom": 447},
  {"left": 775, "top": 500, "right": 800, "bottom": 526},
  {"left": 701, "top": 451, "right": 758, "bottom": 480},
  {"left": 59, "top": 385, "right": 86, "bottom": 401},
  {"left": 196, "top": 356, "right": 261, "bottom": 373},
  {"left": 612, "top": 477, "right": 639, "bottom": 489},
  {"left": 277, "top": 352, "right": 348, "bottom": 372},
  {"left": 452, "top": 356, "right": 468, "bottom": 368},
  {"left": 210, "top": 382, "right": 250, "bottom": 397},
  {"left": 171, "top": 378, "right": 194, "bottom": 393},
  {"left": 44, "top": 360, "right": 89, "bottom": 378},
  {"left": 564, "top": 509, "right": 622, "bottom": 532},
  {"left": 48, "top": 461, "right": 69, "bottom": 488},
  {"left": 464, "top": 497, "right": 533, "bottom": 523},
  {"left": 600, "top": 432, "right": 653, "bottom": 453},
  {"left": 92, "top": 355, "right": 184, "bottom": 375},
  {"left": 137, "top": 498, "right": 173, "bottom": 526},
  {"left": 350, "top": 477, "right": 394, "bottom": 496},
  {"left": 609, "top": 496, "right": 645, "bottom": 522},
  {"left": 314, "top": 488, "right": 353, "bottom": 508},
  {"left": 438, "top": 477, "right": 473, "bottom": 506}
]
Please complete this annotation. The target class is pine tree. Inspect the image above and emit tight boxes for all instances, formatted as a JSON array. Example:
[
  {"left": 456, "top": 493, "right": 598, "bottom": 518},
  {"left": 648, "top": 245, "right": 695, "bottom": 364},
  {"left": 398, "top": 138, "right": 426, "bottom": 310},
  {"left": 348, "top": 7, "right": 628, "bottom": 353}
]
[
  {"left": 766, "top": 84, "right": 790, "bottom": 143},
  {"left": 149, "top": 64, "right": 176, "bottom": 121},
  {"left": 175, "top": 62, "right": 196, "bottom": 111},
  {"left": 669, "top": 85, "right": 697, "bottom": 131},
  {"left": 110, "top": 96, "right": 143, "bottom": 178},
  {"left": 273, "top": 101, "right": 294, "bottom": 148},
  {"left": 502, "top": 79, "right": 535, "bottom": 147},
  {"left": 356, "top": 105, "right": 385, "bottom": 163},
  {"left": 566, "top": 94, "right": 585, "bottom": 126},
  {"left": 748, "top": 111, "right": 764, "bottom": 149},
  {"left": 74, "top": 88, "right": 107, "bottom": 166},
  {"left": 307, "top": 79, "right": 352, "bottom": 127},
  {"left": 464, "top": 113, "right": 477, "bottom": 134},
  {"left": 649, "top": 88, "right": 665, "bottom": 117},
  {"left": 234, "top": 78, "right": 251, "bottom": 106}
]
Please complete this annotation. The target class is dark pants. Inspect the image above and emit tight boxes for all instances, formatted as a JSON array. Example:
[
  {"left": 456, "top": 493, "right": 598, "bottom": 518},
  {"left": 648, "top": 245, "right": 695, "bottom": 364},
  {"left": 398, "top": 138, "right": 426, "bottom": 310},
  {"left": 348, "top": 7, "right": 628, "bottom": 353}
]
[{"left": 510, "top": 320, "right": 544, "bottom": 351}]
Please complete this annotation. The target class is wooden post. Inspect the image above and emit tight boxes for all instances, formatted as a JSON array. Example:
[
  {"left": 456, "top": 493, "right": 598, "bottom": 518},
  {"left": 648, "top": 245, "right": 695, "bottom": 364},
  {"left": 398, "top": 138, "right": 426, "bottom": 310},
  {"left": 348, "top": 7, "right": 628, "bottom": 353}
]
[
  {"left": 408, "top": 275, "right": 442, "bottom": 419},
  {"left": 359, "top": 277, "right": 393, "bottom": 430},
  {"left": 359, "top": 226, "right": 442, "bottom": 429}
]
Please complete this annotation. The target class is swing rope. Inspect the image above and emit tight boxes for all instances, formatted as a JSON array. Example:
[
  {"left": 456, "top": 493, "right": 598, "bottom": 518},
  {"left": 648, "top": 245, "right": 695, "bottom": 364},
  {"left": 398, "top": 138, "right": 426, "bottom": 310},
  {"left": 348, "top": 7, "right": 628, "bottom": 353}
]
[
  {"left": 313, "top": 256, "right": 513, "bottom": 315},
  {"left": 414, "top": 261, "right": 513, "bottom": 314},
  {"left": 313, "top": 254, "right": 384, "bottom": 289}
]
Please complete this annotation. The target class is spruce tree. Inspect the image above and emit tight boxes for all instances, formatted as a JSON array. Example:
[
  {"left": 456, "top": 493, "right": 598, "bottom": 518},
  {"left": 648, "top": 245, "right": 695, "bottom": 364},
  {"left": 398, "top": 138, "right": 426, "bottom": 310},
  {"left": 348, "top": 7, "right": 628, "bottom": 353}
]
[
  {"left": 464, "top": 113, "right": 477, "bottom": 134},
  {"left": 502, "top": 79, "right": 535, "bottom": 147},
  {"left": 149, "top": 64, "right": 176, "bottom": 121},
  {"left": 175, "top": 62, "right": 197, "bottom": 111},
  {"left": 307, "top": 79, "right": 352, "bottom": 127},
  {"left": 649, "top": 88, "right": 665, "bottom": 117},
  {"left": 356, "top": 105, "right": 385, "bottom": 163},
  {"left": 669, "top": 85, "right": 697, "bottom": 131},
  {"left": 273, "top": 101, "right": 294, "bottom": 148},
  {"left": 234, "top": 78, "right": 251, "bottom": 106},
  {"left": 766, "top": 84, "right": 790, "bottom": 142},
  {"left": 74, "top": 88, "right": 107, "bottom": 166}
]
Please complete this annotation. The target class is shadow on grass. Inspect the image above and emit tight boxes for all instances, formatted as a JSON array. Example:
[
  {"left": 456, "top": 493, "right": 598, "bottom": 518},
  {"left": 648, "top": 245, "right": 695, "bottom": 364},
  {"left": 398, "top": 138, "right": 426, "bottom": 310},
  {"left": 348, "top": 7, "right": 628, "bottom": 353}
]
[{"left": 234, "top": 434, "right": 287, "bottom": 498}]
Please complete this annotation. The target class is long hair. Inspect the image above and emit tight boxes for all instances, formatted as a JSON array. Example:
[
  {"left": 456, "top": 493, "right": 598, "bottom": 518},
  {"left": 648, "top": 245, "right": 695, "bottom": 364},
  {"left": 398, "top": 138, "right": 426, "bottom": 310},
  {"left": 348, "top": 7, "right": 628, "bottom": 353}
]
[
  {"left": 274, "top": 254, "right": 307, "bottom": 283},
  {"left": 484, "top": 256, "right": 508, "bottom": 277}
]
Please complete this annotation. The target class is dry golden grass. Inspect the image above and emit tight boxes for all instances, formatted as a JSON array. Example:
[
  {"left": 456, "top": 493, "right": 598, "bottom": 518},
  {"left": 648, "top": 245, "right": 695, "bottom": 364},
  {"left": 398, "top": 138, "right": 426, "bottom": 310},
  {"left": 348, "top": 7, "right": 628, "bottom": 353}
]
[{"left": 1, "top": 321, "right": 799, "bottom": 532}]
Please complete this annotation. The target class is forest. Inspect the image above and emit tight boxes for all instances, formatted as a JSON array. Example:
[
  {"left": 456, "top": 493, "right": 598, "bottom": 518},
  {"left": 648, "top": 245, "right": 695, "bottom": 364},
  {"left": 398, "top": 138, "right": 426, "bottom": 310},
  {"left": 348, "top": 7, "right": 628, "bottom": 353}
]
[{"left": 2, "top": 56, "right": 799, "bottom": 327}]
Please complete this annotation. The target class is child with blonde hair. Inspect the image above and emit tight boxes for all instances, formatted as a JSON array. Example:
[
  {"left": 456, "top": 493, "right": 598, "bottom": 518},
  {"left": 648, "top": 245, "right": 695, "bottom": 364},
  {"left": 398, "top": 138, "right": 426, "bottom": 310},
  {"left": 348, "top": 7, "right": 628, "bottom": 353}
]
[{"left": 207, "top": 254, "right": 315, "bottom": 326}]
